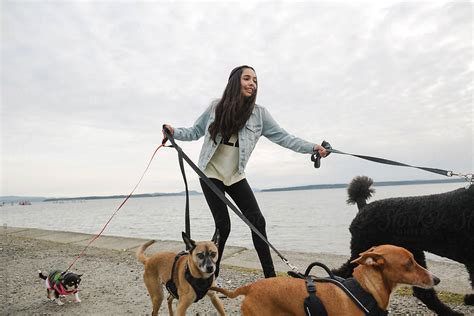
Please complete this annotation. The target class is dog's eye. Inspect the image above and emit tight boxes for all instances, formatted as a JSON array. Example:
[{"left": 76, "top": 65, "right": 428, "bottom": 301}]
[
  {"left": 210, "top": 252, "right": 217, "bottom": 258},
  {"left": 197, "top": 253, "right": 204, "bottom": 259}
]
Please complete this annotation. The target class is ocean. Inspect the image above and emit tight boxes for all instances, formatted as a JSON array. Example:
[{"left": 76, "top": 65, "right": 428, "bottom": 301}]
[{"left": 1, "top": 182, "right": 465, "bottom": 260}]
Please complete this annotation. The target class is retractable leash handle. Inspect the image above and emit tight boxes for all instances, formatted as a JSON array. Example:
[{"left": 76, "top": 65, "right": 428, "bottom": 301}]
[{"left": 311, "top": 140, "right": 332, "bottom": 168}]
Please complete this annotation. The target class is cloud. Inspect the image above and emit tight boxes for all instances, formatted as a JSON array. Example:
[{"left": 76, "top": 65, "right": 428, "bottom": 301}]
[{"left": 1, "top": 1, "right": 472, "bottom": 196}]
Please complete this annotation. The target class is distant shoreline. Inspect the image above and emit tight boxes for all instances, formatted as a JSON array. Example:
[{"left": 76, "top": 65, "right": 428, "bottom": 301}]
[
  {"left": 261, "top": 178, "right": 465, "bottom": 192},
  {"left": 1, "top": 178, "right": 466, "bottom": 203}
]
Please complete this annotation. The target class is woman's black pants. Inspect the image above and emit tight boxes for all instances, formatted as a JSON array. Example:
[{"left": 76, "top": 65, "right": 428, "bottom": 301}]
[{"left": 199, "top": 178, "right": 276, "bottom": 278}]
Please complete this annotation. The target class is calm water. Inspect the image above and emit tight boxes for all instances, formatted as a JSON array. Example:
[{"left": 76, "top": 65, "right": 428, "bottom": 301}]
[{"left": 1, "top": 183, "right": 464, "bottom": 258}]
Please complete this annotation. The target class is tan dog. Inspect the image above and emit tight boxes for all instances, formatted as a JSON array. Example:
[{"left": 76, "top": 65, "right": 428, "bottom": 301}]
[
  {"left": 137, "top": 231, "right": 226, "bottom": 316},
  {"left": 212, "top": 245, "right": 440, "bottom": 316}
]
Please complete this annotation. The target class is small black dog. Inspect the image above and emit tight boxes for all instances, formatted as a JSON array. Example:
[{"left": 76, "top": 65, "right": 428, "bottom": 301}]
[
  {"left": 333, "top": 176, "right": 473, "bottom": 316},
  {"left": 38, "top": 270, "right": 82, "bottom": 305}
]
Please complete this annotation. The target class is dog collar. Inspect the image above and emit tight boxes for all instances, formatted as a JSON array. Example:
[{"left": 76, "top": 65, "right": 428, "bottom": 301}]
[{"left": 342, "top": 278, "right": 388, "bottom": 316}]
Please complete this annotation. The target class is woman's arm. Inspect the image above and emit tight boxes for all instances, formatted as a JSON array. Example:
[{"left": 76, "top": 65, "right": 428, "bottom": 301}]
[
  {"left": 261, "top": 107, "right": 327, "bottom": 156},
  {"left": 165, "top": 103, "right": 214, "bottom": 141}
]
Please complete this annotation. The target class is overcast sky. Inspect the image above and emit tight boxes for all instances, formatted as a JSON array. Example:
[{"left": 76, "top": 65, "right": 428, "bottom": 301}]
[{"left": 1, "top": 0, "right": 472, "bottom": 197}]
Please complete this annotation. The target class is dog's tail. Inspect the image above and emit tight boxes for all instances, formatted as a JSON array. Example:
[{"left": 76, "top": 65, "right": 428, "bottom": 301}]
[
  {"left": 136, "top": 240, "right": 156, "bottom": 264},
  {"left": 210, "top": 285, "right": 251, "bottom": 299},
  {"left": 38, "top": 270, "right": 47, "bottom": 280},
  {"left": 346, "top": 176, "right": 375, "bottom": 210}
]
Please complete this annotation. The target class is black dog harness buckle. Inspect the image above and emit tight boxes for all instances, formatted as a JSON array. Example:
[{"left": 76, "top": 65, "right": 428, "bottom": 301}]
[
  {"left": 165, "top": 251, "right": 213, "bottom": 302},
  {"left": 289, "top": 262, "right": 387, "bottom": 316}
]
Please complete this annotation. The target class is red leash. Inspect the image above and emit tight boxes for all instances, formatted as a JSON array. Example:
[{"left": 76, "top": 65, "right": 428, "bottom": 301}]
[{"left": 66, "top": 141, "right": 167, "bottom": 271}]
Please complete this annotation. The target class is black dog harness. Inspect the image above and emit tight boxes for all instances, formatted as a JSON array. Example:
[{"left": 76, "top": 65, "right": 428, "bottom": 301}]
[
  {"left": 165, "top": 252, "right": 213, "bottom": 302},
  {"left": 289, "top": 262, "right": 388, "bottom": 316},
  {"left": 341, "top": 278, "right": 388, "bottom": 316}
]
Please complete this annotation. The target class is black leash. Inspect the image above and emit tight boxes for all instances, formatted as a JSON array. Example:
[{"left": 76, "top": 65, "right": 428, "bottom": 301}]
[
  {"left": 162, "top": 128, "right": 300, "bottom": 272},
  {"left": 312, "top": 141, "right": 473, "bottom": 186}
]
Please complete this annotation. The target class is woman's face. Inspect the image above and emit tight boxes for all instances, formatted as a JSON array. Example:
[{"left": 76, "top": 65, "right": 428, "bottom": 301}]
[{"left": 240, "top": 68, "right": 257, "bottom": 98}]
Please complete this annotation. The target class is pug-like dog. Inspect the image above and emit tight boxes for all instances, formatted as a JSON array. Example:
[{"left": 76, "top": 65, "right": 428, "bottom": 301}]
[{"left": 38, "top": 270, "right": 82, "bottom": 305}]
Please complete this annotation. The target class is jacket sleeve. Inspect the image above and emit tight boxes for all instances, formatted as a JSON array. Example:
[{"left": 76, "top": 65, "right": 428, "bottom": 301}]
[
  {"left": 173, "top": 103, "right": 214, "bottom": 141},
  {"left": 261, "top": 107, "right": 316, "bottom": 154}
]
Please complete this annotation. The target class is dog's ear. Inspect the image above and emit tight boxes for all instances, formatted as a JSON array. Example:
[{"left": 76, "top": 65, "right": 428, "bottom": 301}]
[
  {"left": 182, "top": 232, "right": 196, "bottom": 251},
  {"left": 351, "top": 248, "right": 385, "bottom": 267},
  {"left": 211, "top": 229, "right": 220, "bottom": 246}
]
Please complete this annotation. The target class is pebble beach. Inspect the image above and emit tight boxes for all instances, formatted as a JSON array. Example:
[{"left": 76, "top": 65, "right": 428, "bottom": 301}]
[{"left": 2, "top": 227, "right": 473, "bottom": 315}]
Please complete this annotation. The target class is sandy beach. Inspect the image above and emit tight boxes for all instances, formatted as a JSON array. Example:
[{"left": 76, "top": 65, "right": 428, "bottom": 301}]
[{"left": 2, "top": 227, "right": 473, "bottom": 315}]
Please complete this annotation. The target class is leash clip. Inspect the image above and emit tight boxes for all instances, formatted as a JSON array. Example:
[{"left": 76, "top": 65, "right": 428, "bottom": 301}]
[
  {"left": 283, "top": 258, "right": 301, "bottom": 274},
  {"left": 464, "top": 173, "right": 473, "bottom": 189},
  {"left": 448, "top": 171, "right": 473, "bottom": 189}
]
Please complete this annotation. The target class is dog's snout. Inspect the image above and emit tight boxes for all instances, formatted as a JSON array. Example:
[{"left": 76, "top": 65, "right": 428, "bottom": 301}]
[
  {"left": 206, "top": 265, "right": 214, "bottom": 273},
  {"left": 433, "top": 275, "right": 440, "bottom": 286}
]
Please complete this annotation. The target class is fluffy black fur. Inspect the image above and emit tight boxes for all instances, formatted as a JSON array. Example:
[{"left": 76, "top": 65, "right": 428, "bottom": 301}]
[{"left": 333, "top": 176, "right": 474, "bottom": 316}]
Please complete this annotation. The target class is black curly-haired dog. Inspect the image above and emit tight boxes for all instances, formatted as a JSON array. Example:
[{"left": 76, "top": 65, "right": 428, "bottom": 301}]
[{"left": 332, "top": 176, "right": 473, "bottom": 316}]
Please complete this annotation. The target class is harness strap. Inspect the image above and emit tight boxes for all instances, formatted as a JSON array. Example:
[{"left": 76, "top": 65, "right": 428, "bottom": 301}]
[
  {"left": 47, "top": 271, "right": 78, "bottom": 296},
  {"left": 289, "top": 262, "right": 371, "bottom": 315},
  {"left": 304, "top": 276, "right": 328, "bottom": 316},
  {"left": 342, "top": 278, "right": 387, "bottom": 316},
  {"left": 184, "top": 265, "right": 214, "bottom": 302},
  {"left": 165, "top": 251, "right": 188, "bottom": 299},
  {"left": 163, "top": 129, "right": 296, "bottom": 271},
  {"left": 164, "top": 251, "right": 213, "bottom": 302}
]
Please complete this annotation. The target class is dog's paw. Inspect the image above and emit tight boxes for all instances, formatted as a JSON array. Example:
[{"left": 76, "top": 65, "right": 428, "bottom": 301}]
[
  {"left": 464, "top": 294, "right": 474, "bottom": 305},
  {"left": 74, "top": 298, "right": 82, "bottom": 303},
  {"left": 56, "top": 300, "right": 64, "bottom": 306}
]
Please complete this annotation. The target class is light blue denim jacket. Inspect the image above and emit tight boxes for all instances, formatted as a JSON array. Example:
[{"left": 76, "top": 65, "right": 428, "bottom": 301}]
[{"left": 173, "top": 101, "right": 316, "bottom": 174}]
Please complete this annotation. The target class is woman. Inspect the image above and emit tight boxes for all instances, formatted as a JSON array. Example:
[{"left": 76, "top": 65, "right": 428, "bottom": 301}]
[{"left": 163, "top": 65, "right": 328, "bottom": 278}]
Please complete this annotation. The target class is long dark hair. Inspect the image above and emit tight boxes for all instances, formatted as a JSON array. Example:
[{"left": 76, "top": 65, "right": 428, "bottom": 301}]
[{"left": 208, "top": 65, "right": 257, "bottom": 143}]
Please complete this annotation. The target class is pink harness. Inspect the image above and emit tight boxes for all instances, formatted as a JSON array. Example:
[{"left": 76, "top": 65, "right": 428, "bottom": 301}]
[{"left": 45, "top": 278, "right": 78, "bottom": 296}]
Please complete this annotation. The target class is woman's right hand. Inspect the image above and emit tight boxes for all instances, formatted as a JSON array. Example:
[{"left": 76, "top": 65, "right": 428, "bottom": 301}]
[{"left": 162, "top": 124, "right": 174, "bottom": 138}]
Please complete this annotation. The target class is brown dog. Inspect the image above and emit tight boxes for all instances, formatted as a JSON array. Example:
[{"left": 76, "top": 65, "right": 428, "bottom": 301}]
[
  {"left": 212, "top": 244, "right": 440, "bottom": 316},
  {"left": 137, "top": 231, "right": 226, "bottom": 316}
]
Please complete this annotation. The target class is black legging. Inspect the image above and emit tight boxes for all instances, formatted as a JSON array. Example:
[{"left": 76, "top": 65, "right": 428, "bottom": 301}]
[{"left": 200, "top": 178, "right": 276, "bottom": 278}]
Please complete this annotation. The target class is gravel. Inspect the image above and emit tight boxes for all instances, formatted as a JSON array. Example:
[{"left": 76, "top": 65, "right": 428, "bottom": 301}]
[{"left": 2, "top": 236, "right": 472, "bottom": 315}]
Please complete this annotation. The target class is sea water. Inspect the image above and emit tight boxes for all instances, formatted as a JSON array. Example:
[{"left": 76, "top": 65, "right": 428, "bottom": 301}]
[{"left": 1, "top": 182, "right": 464, "bottom": 259}]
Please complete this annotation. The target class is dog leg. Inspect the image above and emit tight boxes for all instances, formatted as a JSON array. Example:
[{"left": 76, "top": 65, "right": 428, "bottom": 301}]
[
  {"left": 46, "top": 289, "right": 54, "bottom": 301},
  {"left": 143, "top": 273, "right": 164, "bottom": 316},
  {"left": 167, "top": 295, "right": 174, "bottom": 316},
  {"left": 175, "top": 295, "right": 194, "bottom": 316},
  {"left": 74, "top": 292, "right": 81, "bottom": 303},
  {"left": 413, "top": 288, "right": 462, "bottom": 316},
  {"left": 464, "top": 263, "right": 474, "bottom": 306},
  {"left": 207, "top": 291, "right": 226, "bottom": 315},
  {"left": 411, "top": 250, "right": 462, "bottom": 315}
]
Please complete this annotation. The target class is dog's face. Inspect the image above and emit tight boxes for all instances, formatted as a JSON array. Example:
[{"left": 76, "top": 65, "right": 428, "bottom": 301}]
[
  {"left": 61, "top": 272, "right": 82, "bottom": 291},
  {"left": 182, "top": 230, "right": 219, "bottom": 277},
  {"left": 351, "top": 245, "right": 439, "bottom": 289}
]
